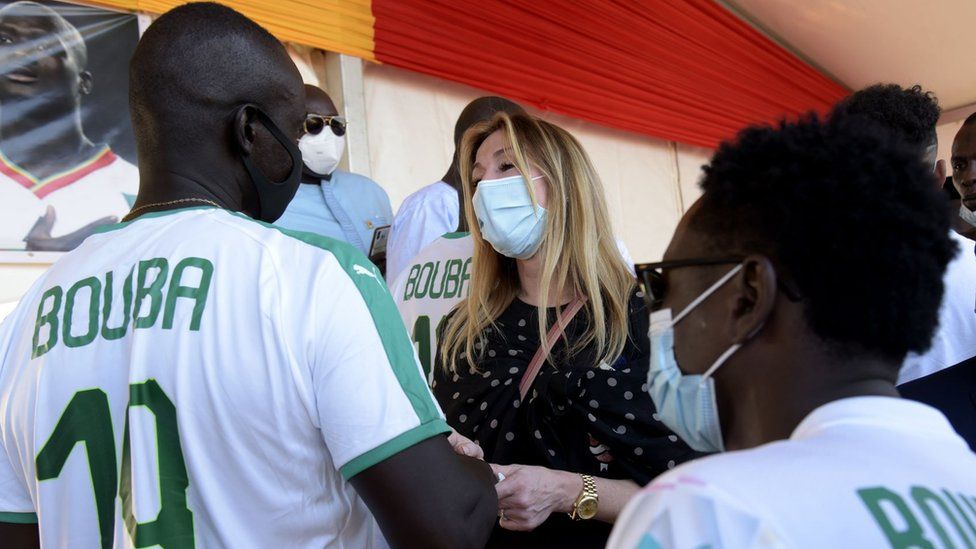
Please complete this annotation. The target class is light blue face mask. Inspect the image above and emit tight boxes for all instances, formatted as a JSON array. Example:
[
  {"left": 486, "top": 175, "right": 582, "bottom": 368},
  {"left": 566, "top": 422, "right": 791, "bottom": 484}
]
[
  {"left": 472, "top": 174, "right": 547, "bottom": 259},
  {"left": 646, "top": 264, "right": 746, "bottom": 453}
]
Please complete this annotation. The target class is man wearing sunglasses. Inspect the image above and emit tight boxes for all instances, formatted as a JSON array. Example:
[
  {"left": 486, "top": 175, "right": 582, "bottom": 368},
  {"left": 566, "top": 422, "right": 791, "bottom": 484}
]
[
  {"left": 275, "top": 84, "right": 394, "bottom": 274},
  {"left": 609, "top": 116, "right": 976, "bottom": 548}
]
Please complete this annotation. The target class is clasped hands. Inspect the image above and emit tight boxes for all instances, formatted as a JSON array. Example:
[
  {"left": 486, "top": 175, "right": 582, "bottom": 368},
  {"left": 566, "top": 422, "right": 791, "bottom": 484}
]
[{"left": 448, "top": 429, "right": 581, "bottom": 532}]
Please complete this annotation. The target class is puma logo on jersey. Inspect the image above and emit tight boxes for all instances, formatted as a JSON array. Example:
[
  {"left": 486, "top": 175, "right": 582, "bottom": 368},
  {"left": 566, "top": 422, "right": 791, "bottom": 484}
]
[{"left": 354, "top": 264, "right": 385, "bottom": 290}]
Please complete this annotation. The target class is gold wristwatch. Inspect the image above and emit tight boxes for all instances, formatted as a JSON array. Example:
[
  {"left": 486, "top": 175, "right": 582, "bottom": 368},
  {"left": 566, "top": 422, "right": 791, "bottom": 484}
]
[{"left": 569, "top": 474, "right": 599, "bottom": 520}]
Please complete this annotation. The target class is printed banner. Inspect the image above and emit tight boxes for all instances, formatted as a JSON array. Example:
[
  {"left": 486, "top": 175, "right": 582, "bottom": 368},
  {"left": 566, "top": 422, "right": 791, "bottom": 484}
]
[{"left": 0, "top": 0, "right": 139, "bottom": 253}]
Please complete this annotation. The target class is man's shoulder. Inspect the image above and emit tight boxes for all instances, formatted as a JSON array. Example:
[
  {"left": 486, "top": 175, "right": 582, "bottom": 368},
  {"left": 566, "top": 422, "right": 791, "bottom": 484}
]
[
  {"left": 653, "top": 440, "right": 801, "bottom": 491},
  {"left": 333, "top": 170, "right": 389, "bottom": 195},
  {"left": 400, "top": 181, "right": 456, "bottom": 208},
  {"left": 406, "top": 232, "right": 472, "bottom": 266},
  {"left": 224, "top": 209, "right": 374, "bottom": 268},
  {"left": 93, "top": 208, "right": 367, "bottom": 270}
]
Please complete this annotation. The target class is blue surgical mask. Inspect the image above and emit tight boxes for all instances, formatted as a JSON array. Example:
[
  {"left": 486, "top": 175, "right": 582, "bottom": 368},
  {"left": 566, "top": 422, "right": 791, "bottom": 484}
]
[
  {"left": 472, "top": 174, "right": 547, "bottom": 259},
  {"left": 646, "top": 265, "right": 746, "bottom": 453}
]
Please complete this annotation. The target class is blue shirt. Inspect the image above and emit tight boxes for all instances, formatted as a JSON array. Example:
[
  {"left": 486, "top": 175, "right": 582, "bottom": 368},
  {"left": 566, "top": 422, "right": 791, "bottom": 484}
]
[{"left": 275, "top": 169, "right": 393, "bottom": 255}]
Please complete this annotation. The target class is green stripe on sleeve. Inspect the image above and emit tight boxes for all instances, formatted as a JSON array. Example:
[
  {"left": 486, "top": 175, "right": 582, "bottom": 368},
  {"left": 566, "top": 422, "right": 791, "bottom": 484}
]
[
  {"left": 339, "top": 419, "right": 450, "bottom": 480},
  {"left": 441, "top": 231, "right": 470, "bottom": 239},
  {"left": 232, "top": 213, "right": 445, "bottom": 427},
  {"left": 0, "top": 511, "right": 38, "bottom": 524}
]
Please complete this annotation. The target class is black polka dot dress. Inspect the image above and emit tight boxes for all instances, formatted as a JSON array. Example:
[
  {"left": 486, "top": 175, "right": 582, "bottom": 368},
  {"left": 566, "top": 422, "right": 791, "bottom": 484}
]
[{"left": 432, "top": 290, "right": 703, "bottom": 547}]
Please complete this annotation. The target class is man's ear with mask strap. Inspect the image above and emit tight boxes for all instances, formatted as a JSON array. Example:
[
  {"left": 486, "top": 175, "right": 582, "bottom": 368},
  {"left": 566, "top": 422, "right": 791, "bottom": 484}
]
[{"left": 728, "top": 255, "right": 778, "bottom": 344}]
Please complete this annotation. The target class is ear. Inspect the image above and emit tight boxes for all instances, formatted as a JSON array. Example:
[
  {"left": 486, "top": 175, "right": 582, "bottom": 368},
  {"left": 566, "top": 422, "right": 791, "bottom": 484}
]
[
  {"left": 935, "top": 159, "right": 948, "bottom": 187},
  {"left": 78, "top": 71, "right": 93, "bottom": 96},
  {"left": 728, "top": 255, "right": 777, "bottom": 344},
  {"left": 233, "top": 105, "right": 257, "bottom": 155}
]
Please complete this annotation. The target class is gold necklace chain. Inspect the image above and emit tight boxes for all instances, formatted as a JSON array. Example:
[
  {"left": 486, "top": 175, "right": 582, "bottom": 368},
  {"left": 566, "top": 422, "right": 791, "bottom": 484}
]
[{"left": 127, "top": 197, "right": 221, "bottom": 218}]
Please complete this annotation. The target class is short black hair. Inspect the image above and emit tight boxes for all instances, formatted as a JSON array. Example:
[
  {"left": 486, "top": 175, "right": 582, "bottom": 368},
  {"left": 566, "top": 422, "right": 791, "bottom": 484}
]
[
  {"left": 129, "top": 3, "right": 297, "bottom": 149},
  {"left": 831, "top": 84, "right": 940, "bottom": 149},
  {"left": 454, "top": 96, "right": 526, "bottom": 146},
  {"left": 691, "top": 115, "right": 956, "bottom": 363},
  {"left": 962, "top": 111, "right": 976, "bottom": 127}
]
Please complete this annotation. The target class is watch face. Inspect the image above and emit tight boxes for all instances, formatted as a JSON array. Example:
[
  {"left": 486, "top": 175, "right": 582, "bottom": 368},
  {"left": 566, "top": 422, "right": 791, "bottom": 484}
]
[{"left": 579, "top": 497, "right": 598, "bottom": 519}]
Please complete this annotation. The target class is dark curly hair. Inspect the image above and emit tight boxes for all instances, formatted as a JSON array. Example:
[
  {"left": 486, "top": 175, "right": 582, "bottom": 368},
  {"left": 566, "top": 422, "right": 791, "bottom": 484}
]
[
  {"left": 831, "top": 84, "right": 940, "bottom": 149},
  {"left": 691, "top": 115, "right": 956, "bottom": 363}
]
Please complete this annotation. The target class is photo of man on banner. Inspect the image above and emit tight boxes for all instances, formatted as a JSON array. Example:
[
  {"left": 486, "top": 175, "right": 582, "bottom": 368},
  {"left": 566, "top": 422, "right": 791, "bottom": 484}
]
[{"left": 0, "top": 0, "right": 139, "bottom": 252}]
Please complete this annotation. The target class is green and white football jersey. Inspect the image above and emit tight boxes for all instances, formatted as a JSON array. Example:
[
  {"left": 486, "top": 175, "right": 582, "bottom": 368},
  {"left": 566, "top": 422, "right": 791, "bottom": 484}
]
[
  {"left": 390, "top": 232, "right": 472, "bottom": 383},
  {"left": 0, "top": 207, "right": 449, "bottom": 548}
]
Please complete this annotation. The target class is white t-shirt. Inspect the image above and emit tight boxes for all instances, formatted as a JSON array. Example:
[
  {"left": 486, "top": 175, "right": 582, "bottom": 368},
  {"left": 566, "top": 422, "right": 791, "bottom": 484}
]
[
  {"left": 0, "top": 147, "right": 139, "bottom": 249},
  {"left": 900, "top": 231, "right": 976, "bottom": 384},
  {"left": 607, "top": 397, "right": 976, "bottom": 549},
  {"left": 0, "top": 207, "right": 449, "bottom": 548},
  {"left": 391, "top": 232, "right": 472, "bottom": 383},
  {"left": 386, "top": 181, "right": 459, "bottom": 283}
]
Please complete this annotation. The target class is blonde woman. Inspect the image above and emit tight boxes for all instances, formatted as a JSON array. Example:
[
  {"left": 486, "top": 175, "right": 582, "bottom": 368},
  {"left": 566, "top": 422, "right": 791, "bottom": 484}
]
[{"left": 433, "top": 113, "right": 700, "bottom": 547}]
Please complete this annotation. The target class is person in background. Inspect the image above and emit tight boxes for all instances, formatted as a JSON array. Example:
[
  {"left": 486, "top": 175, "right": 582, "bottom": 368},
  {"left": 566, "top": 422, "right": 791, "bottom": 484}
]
[
  {"left": 0, "top": 4, "right": 496, "bottom": 547},
  {"left": 943, "top": 176, "right": 976, "bottom": 240},
  {"left": 275, "top": 84, "right": 393, "bottom": 274},
  {"left": 831, "top": 83, "right": 976, "bottom": 385},
  {"left": 433, "top": 113, "right": 699, "bottom": 548},
  {"left": 386, "top": 96, "right": 526, "bottom": 282},
  {"left": 391, "top": 230, "right": 473, "bottom": 382},
  {"left": 0, "top": 1, "right": 139, "bottom": 251},
  {"left": 950, "top": 112, "right": 976, "bottom": 242},
  {"left": 899, "top": 114, "right": 976, "bottom": 451},
  {"left": 607, "top": 115, "right": 973, "bottom": 549}
]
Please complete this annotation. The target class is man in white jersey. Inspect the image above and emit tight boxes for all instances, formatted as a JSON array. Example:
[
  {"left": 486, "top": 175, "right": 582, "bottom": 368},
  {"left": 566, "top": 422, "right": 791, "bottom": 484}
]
[
  {"left": 392, "top": 231, "right": 473, "bottom": 382},
  {"left": 608, "top": 116, "right": 976, "bottom": 548},
  {"left": 0, "top": 4, "right": 497, "bottom": 548},
  {"left": 0, "top": 2, "right": 138, "bottom": 251}
]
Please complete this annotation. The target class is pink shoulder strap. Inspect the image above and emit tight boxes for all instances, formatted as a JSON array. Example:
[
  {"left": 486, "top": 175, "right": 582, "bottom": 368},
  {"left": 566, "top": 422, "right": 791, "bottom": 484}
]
[{"left": 518, "top": 297, "right": 587, "bottom": 401}]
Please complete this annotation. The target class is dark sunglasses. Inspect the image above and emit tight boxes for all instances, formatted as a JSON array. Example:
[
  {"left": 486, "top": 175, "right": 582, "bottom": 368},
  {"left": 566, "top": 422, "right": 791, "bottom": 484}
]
[
  {"left": 304, "top": 113, "right": 347, "bottom": 137},
  {"left": 635, "top": 256, "right": 801, "bottom": 311}
]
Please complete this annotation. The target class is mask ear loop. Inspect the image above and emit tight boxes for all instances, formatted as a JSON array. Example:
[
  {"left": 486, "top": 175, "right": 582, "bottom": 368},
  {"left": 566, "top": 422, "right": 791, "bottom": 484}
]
[
  {"left": 672, "top": 264, "right": 744, "bottom": 326},
  {"left": 701, "top": 343, "right": 742, "bottom": 383}
]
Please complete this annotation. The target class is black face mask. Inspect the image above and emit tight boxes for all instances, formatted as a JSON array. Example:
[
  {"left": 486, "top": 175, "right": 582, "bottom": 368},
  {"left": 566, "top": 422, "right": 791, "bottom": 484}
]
[{"left": 240, "top": 107, "right": 303, "bottom": 223}]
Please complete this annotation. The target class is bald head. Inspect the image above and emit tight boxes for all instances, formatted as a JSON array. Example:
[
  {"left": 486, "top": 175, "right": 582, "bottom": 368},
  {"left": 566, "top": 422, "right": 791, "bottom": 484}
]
[
  {"left": 127, "top": 2, "right": 306, "bottom": 221},
  {"left": 304, "top": 84, "right": 337, "bottom": 117},
  {"left": 454, "top": 96, "right": 525, "bottom": 147},
  {"left": 129, "top": 2, "right": 303, "bottom": 152}
]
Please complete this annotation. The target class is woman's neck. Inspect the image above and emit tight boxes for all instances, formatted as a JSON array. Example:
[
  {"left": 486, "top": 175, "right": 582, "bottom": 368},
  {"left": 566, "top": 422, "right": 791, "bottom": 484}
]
[{"left": 516, "top": 250, "right": 574, "bottom": 307}]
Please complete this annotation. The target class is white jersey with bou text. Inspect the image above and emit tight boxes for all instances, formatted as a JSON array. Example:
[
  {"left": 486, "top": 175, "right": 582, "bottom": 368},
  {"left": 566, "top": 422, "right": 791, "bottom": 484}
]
[
  {"left": 0, "top": 207, "right": 449, "bottom": 548},
  {"left": 607, "top": 397, "right": 976, "bottom": 549},
  {"left": 0, "top": 147, "right": 139, "bottom": 249},
  {"left": 391, "top": 232, "right": 473, "bottom": 383}
]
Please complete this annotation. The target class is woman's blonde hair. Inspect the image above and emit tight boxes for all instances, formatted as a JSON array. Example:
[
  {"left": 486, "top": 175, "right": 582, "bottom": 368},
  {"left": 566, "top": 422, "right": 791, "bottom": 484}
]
[{"left": 439, "top": 113, "right": 635, "bottom": 374}]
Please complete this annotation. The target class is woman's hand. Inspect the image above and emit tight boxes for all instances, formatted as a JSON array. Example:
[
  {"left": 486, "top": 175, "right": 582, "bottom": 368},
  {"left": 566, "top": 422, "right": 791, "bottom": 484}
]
[
  {"left": 490, "top": 463, "right": 581, "bottom": 531},
  {"left": 448, "top": 429, "right": 484, "bottom": 460}
]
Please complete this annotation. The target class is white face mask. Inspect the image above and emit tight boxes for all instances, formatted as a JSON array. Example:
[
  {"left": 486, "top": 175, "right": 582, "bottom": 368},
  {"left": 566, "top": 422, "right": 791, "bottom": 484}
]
[
  {"left": 960, "top": 204, "right": 976, "bottom": 229},
  {"left": 298, "top": 130, "right": 345, "bottom": 176}
]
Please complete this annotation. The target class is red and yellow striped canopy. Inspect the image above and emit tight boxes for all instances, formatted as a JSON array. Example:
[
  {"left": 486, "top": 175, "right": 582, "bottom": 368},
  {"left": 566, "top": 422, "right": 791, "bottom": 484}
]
[{"left": 88, "top": 0, "right": 849, "bottom": 149}]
